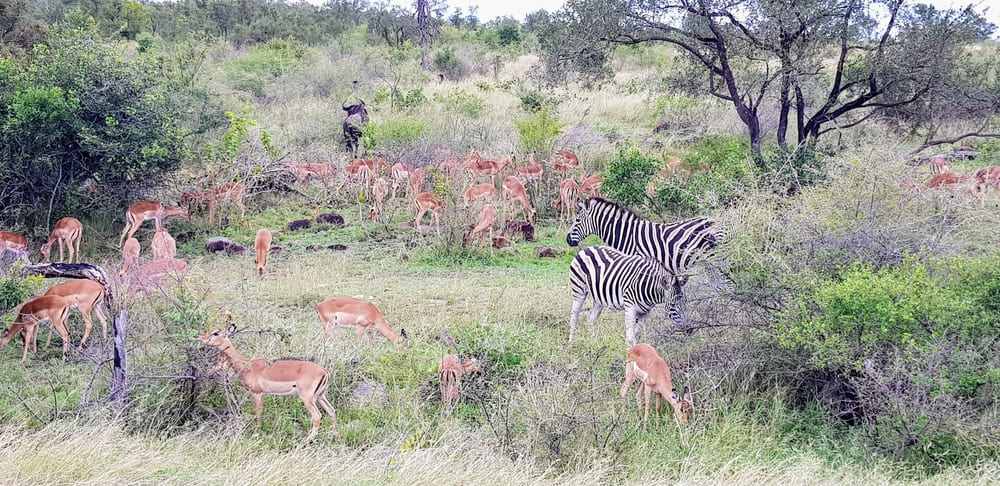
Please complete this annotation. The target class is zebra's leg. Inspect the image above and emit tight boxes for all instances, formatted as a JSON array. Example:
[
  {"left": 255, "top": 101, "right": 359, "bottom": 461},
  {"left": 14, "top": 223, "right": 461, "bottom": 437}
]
[
  {"left": 670, "top": 280, "right": 688, "bottom": 331},
  {"left": 568, "top": 295, "right": 586, "bottom": 344},
  {"left": 625, "top": 306, "right": 640, "bottom": 347},
  {"left": 706, "top": 264, "right": 735, "bottom": 293},
  {"left": 586, "top": 302, "right": 604, "bottom": 340}
]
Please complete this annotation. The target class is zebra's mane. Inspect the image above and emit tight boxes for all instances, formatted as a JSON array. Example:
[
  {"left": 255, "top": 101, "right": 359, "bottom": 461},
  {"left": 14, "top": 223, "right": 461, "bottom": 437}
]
[{"left": 586, "top": 197, "right": 644, "bottom": 221}]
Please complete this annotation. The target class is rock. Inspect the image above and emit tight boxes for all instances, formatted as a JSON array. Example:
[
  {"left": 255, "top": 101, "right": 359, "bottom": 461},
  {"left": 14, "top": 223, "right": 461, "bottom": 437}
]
[
  {"left": 316, "top": 213, "right": 345, "bottom": 227},
  {"left": 492, "top": 236, "right": 511, "bottom": 249},
  {"left": 175, "top": 231, "right": 197, "bottom": 244},
  {"left": 269, "top": 246, "right": 282, "bottom": 255},
  {"left": 205, "top": 237, "right": 232, "bottom": 253},
  {"left": 288, "top": 219, "right": 312, "bottom": 231},
  {"left": 504, "top": 220, "right": 535, "bottom": 242},
  {"left": 305, "top": 245, "right": 320, "bottom": 252},
  {"left": 349, "top": 381, "right": 388, "bottom": 408},
  {"left": 327, "top": 244, "right": 347, "bottom": 251},
  {"left": 225, "top": 243, "right": 246, "bottom": 256}
]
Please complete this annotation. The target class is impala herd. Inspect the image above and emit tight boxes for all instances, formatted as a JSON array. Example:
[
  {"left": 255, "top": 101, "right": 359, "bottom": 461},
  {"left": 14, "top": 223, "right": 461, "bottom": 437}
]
[{"left": 2, "top": 147, "right": 998, "bottom": 442}]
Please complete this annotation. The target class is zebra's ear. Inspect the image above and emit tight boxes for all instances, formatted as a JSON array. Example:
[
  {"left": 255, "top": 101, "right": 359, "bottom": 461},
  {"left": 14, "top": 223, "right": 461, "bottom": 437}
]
[{"left": 576, "top": 199, "right": 587, "bottom": 211}]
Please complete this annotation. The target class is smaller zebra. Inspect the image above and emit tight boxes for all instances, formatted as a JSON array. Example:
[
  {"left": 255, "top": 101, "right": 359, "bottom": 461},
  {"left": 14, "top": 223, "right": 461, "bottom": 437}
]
[{"left": 569, "top": 246, "right": 680, "bottom": 346}]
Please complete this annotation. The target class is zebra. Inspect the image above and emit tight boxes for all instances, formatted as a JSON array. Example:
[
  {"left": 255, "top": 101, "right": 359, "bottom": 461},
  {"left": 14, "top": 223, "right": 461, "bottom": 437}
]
[
  {"left": 566, "top": 197, "right": 726, "bottom": 329},
  {"left": 569, "top": 246, "right": 678, "bottom": 346}
]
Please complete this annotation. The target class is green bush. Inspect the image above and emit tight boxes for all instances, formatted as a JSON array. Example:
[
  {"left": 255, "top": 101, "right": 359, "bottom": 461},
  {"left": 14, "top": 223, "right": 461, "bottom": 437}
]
[
  {"left": 396, "top": 88, "right": 426, "bottom": 110},
  {"left": 434, "top": 89, "right": 485, "bottom": 118},
  {"left": 760, "top": 142, "right": 830, "bottom": 194},
  {"left": 370, "top": 119, "right": 427, "bottom": 146},
  {"left": 519, "top": 90, "right": 546, "bottom": 113},
  {"left": 603, "top": 149, "right": 659, "bottom": 207},
  {"left": 433, "top": 46, "right": 465, "bottom": 79},
  {"left": 0, "top": 275, "right": 44, "bottom": 315},
  {"left": 653, "top": 135, "right": 752, "bottom": 213},
  {"left": 514, "top": 108, "right": 563, "bottom": 154},
  {"left": 224, "top": 38, "right": 307, "bottom": 97}
]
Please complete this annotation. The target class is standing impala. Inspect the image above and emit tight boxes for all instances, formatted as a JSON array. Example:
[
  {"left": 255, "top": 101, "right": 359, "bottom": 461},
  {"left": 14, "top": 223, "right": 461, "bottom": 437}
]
[
  {"left": 254, "top": 229, "right": 272, "bottom": 277},
  {"left": 40, "top": 217, "right": 83, "bottom": 263},
  {"left": 620, "top": 343, "right": 692, "bottom": 425},
  {"left": 463, "top": 203, "right": 497, "bottom": 250},
  {"left": 198, "top": 325, "right": 337, "bottom": 442},
  {"left": 579, "top": 174, "right": 603, "bottom": 197},
  {"left": 43, "top": 279, "right": 109, "bottom": 345},
  {"left": 316, "top": 296, "right": 405, "bottom": 351},
  {"left": 119, "top": 201, "right": 189, "bottom": 247},
  {"left": 438, "top": 354, "right": 481, "bottom": 410},
  {"left": 463, "top": 183, "right": 497, "bottom": 207},
  {"left": 120, "top": 237, "right": 141, "bottom": 276},
  {"left": 0, "top": 295, "right": 72, "bottom": 363},
  {"left": 414, "top": 192, "right": 445, "bottom": 233},
  {"left": 552, "top": 178, "right": 580, "bottom": 223},
  {"left": 502, "top": 176, "right": 536, "bottom": 226},
  {"left": 553, "top": 149, "right": 580, "bottom": 175}
]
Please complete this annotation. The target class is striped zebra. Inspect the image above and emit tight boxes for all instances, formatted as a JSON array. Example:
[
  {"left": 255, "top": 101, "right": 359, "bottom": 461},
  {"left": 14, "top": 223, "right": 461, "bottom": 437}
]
[
  {"left": 569, "top": 246, "right": 678, "bottom": 346},
  {"left": 566, "top": 197, "right": 726, "bottom": 329}
]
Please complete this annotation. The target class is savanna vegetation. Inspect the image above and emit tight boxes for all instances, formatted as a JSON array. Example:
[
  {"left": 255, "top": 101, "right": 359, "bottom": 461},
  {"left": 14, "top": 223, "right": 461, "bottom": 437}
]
[{"left": 1, "top": 0, "right": 1000, "bottom": 484}]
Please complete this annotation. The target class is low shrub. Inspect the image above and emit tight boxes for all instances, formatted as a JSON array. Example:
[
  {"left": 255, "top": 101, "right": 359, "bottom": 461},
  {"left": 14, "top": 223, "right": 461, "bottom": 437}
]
[
  {"left": 602, "top": 149, "right": 659, "bottom": 207},
  {"left": 514, "top": 108, "right": 563, "bottom": 154},
  {"left": 435, "top": 89, "right": 485, "bottom": 118}
]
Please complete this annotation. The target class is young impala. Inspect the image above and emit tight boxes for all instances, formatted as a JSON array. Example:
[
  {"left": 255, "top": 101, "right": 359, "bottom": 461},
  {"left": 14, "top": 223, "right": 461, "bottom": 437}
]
[
  {"left": 369, "top": 178, "right": 390, "bottom": 221},
  {"left": 502, "top": 176, "right": 536, "bottom": 226},
  {"left": 199, "top": 324, "right": 337, "bottom": 442},
  {"left": 438, "top": 354, "right": 481, "bottom": 410},
  {"left": 254, "top": 229, "right": 272, "bottom": 277},
  {"left": 928, "top": 156, "right": 951, "bottom": 175},
  {"left": 316, "top": 296, "right": 405, "bottom": 351},
  {"left": 151, "top": 228, "right": 177, "bottom": 260},
  {"left": 43, "top": 279, "right": 109, "bottom": 345},
  {"left": 119, "top": 201, "right": 189, "bottom": 247},
  {"left": 414, "top": 192, "right": 445, "bottom": 233},
  {"left": 620, "top": 343, "right": 692, "bottom": 426},
  {"left": 40, "top": 217, "right": 83, "bottom": 263},
  {"left": 0, "top": 295, "right": 72, "bottom": 363}
]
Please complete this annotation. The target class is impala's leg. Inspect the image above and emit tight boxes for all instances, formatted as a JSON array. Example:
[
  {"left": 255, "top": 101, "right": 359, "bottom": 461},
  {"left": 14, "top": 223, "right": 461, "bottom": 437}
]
[
  {"left": 568, "top": 294, "right": 586, "bottom": 344},
  {"left": 74, "top": 232, "right": 82, "bottom": 263},
  {"left": 587, "top": 302, "right": 605, "bottom": 340},
  {"left": 80, "top": 308, "right": 94, "bottom": 346},
  {"left": 317, "top": 393, "right": 337, "bottom": 433},
  {"left": 620, "top": 362, "right": 636, "bottom": 406},
  {"left": 643, "top": 382, "right": 653, "bottom": 426},
  {"left": 93, "top": 304, "right": 110, "bottom": 339},
  {"left": 58, "top": 238, "right": 66, "bottom": 263},
  {"left": 252, "top": 393, "right": 264, "bottom": 428},
  {"left": 356, "top": 325, "right": 366, "bottom": 345},
  {"left": 21, "top": 325, "right": 32, "bottom": 363},
  {"left": 414, "top": 208, "right": 426, "bottom": 228},
  {"left": 654, "top": 392, "right": 662, "bottom": 425},
  {"left": 53, "top": 317, "right": 71, "bottom": 360},
  {"left": 299, "top": 392, "right": 323, "bottom": 443}
]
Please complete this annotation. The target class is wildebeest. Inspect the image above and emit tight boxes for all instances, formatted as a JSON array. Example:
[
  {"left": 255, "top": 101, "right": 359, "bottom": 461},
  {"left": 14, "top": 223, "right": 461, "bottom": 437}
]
[{"left": 343, "top": 100, "right": 369, "bottom": 156}]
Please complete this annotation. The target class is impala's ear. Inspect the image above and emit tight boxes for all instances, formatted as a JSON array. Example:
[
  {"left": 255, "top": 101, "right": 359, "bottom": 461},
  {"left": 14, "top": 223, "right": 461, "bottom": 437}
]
[
  {"left": 226, "top": 324, "right": 236, "bottom": 335},
  {"left": 671, "top": 389, "right": 679, "bottom": 402},
  {"left": 400, "top": 328, "right": 409, "bottom": 340},
  {"left": 682, "top": 386, "right": 692, "bottom": 404}
]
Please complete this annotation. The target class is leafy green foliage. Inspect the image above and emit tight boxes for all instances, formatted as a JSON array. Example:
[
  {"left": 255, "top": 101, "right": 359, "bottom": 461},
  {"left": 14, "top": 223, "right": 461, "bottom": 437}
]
[
  {"left": 433, "top": 46, "right": 465, "bottom": 79},
  {"left": 603, "top": 149, "right": 659, "bottom": 207},
  {"left": 434, "top": 89, "right": 485, "bottom": 117},
  {"left": 514, "top": 108, "right": 563, "bottom": 154},
  {"left": 654, "top": 136, "right": 752, "bottom": 213},
  {"left": 224, "top": 38, "right": 307, "bottom": 98}
]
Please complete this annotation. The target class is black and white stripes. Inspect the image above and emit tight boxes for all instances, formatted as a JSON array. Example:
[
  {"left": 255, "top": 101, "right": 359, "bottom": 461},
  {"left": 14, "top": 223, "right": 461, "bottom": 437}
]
[
  {"left": 566, "top": 197, "right": 724, "bottom": 329},
  {"left": 568, "top": 246, "right": 677, "bottom": 346}
]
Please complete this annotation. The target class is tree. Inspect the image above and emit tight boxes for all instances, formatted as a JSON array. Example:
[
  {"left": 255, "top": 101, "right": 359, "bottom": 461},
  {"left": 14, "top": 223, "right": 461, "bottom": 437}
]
[
  {"left": 414, "top": 0, "right": 444, "bottom": 70},
  {"left": 546, "top": 0, "right": 993, "bottom": 164},
  {"left": 0, "top": 0, "right": 47, "bottom": 54}
]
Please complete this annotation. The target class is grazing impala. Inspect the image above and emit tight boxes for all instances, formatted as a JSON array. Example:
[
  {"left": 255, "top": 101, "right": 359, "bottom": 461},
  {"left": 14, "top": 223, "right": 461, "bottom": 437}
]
[
  {"left": 119, "top": 201, "right": 189, "bottom": 247},
  {"left": 409, "top": 167, "right": 426, "bottom": 194},
  {"left": 463, "top": 203, "right": 497, "bottom": 250},
  {"left": 204, "top": 182, "right": 247, "bottom": 224},
  {"left": 974, "top": 166, "right": 1000, "bottom": 193},
  {"left": 414, "top": 192, "right": 445, "bottom": 233},
  {"left": 552, "top": 149, "right": 580, "bottom": 174},
  {"left": 390, "top": 162, "right": 414, "bottom": 198},
  {"left": 0, "top": 295, "right": 72, "bottom": 363},
  {"left": 199, "top": 324, "right": 337, "bottom": 442},
  {"left": 580, "top": 174, "right": 603, "bottom": 197},
  {"left": 463, "top": 183, "right": 497, "bottom": 207},
  {"left": 552, "top": 179, "right": 580, "bottom": 223},
  {"left": 514, "top": 153, "right": 544, "bottom": 185},
  {"left": 502, "top": 176, "right": 536, "bottom": 226},
  {"left": 43, "top": 279, "right": 109, "bottom": 344},
  {"left": 620, "top": 343, "right": 693, "bottom": 425},
  {"left": 286, "top": 163, "right": 336, "bottom": 184},
  {"left": 254, "top": 229, "right": 272, "bottom": 277},
  {"left": 151, "top": 228, "right": 177, "bottom": 260},
  {"left": 928, "top": 156, "right": 951, "bottom": 175},
  {"left": 0, "top": 232, "right": 29, "bottom": 255},
  {"left": 40, "top": 217, "right": 83, "bottom": 263},
  {"left": 121, "top": 237, "right": 141, "bottom": 276},
  {"left": 438, "top": 354, "right": 481, "bottom": 410},
  {"left": 316, "top": 296, "right": 405, "bottom": 351}
]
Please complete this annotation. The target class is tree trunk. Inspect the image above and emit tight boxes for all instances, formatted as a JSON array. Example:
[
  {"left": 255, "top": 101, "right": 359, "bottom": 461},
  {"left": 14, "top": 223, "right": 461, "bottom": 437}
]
[
  {"left": 777, "top": 71, "right": 791, "bottom": 151},
  {"left": 110, "top": 310, "right": 128, "bottom": 408},
  {"left": 417, "top": 0, "right": 430, "bottom": 71}
]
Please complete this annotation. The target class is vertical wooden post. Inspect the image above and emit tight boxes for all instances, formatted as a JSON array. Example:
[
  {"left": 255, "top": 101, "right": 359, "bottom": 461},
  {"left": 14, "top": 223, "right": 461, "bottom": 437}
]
[{"left": 110, "top": 309, "right": 128, "bottom": 407}]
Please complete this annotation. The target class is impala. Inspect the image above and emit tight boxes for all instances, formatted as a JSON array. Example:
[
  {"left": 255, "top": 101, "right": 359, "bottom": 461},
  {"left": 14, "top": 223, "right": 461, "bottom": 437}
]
[
  {"left": 463, "top": 183, "right": 497, "bottom": 207},
  {"left": 620, "top": 343, "right": 692, "bottom": 425},
  {"left": 438, "top": 354, "right": 481, "bottom": 410},
  {"left": 254, "top": 229, "right": 272, "bottom": 277},
  {"left": 502, "top": 176, "right": 536, "bottom": 226},
  {"left": 151, "top": 228, "right": 177, "bottom": 260},
  {"left": 43, "top": 279, "right": 108, "bottom": 344},
  {"left": 580, "top": 174, "right": 603, "bottom": 197},
  {"left": 552, "top": 178, "right": 580, "bottom": 223},
  {"left": 0, "top": 231, "right": 29, "bottom": 256},
  {"left": 925, "top": 172, "right": 972, "bottom": 189},
  {"left": 199, "top": 324, "right": 337, "bottom": 442},
  {"left": 369, "top": 178, "right": 390, "bottom": 221},
  {"left": 390, "top": 162, "right": 414, "bottom": 198},
  {"left": 552, "top": 149, "right": 580, "bottom": 174},
  {"left": 463, "top": 203, "right": 497, "bottom": 250},
  {"left": 514, "top": 153, "right": 544, "bottom": 182},
  {"left": 316, "top": 296, "right": 405, "bottom": 351},
  {"left": 974, "top": 166, "right": 1000, "bottom": 193},
  {"left": 409, "top": 167, "right": 426, "bottom": 194},
  {"left": 121, "top": 237, "right": 141, "bottom": 276},
  {"left": 0, "top": 295, "right": 72, "bottom": 363},
  {"left": 40, "top": 217, "right": 83, "bottom": 263},
  {"left": 119, "top": 201, "right": 189, "bottom": 247},
  {"left": 414, "top": 192, "right": 445, "bottom": 233},
  {"left": 204, "top": 182, "right": 247, "bottom": 224},
  {"left": 286, "top": 163, "right": 336, "bottom": 184}
]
